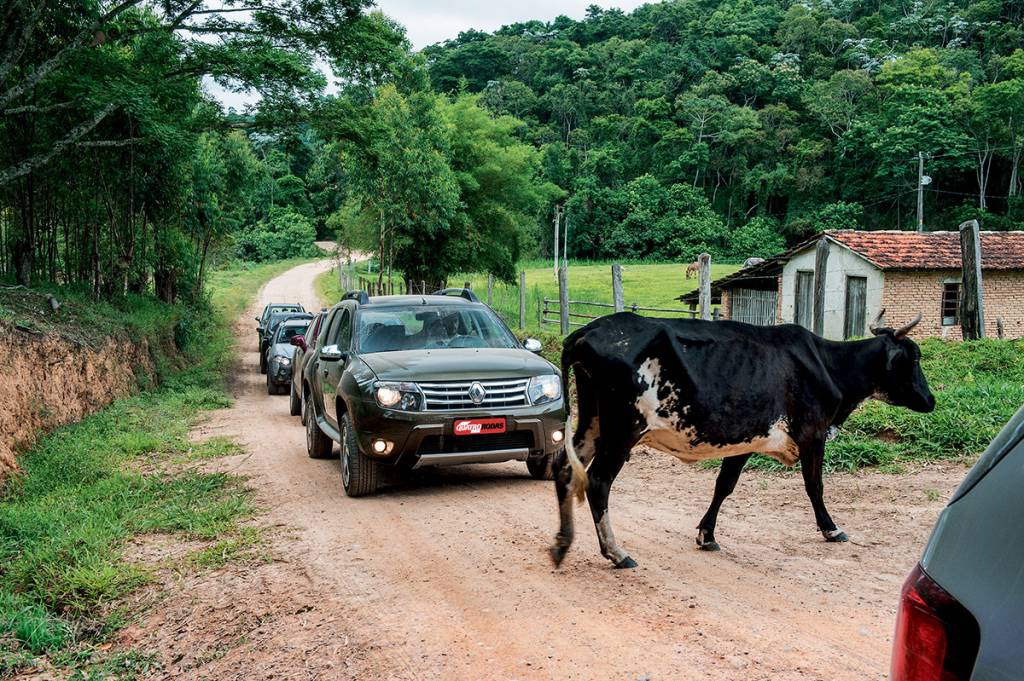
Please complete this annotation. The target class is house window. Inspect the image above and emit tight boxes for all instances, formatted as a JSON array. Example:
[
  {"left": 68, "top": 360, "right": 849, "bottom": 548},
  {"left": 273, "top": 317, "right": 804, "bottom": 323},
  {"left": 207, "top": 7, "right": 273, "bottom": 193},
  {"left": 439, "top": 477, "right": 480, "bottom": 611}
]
[
  {"left": 843, "top": 276, "right": 868, "bottom": 339},
  {"left": 794, "top": 270, "right": 813, "bottom": 329},
  {"left": 941, "top": 282, "right": 960, "bottom": 326}
]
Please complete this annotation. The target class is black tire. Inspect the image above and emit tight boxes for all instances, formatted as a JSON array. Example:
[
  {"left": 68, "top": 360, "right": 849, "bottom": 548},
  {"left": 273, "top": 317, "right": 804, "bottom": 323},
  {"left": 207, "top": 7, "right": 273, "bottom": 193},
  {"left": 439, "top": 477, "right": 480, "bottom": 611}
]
[
  {"left": 340, "top": 411, "right": 379, "bottom": 497},
  {"left": 305, "top": 398, "right": 333, "bottom": 459},
  {"left": 266, "top": 372, "right": 276, "bottom": 395},
  {"left": 289, "top": 382, "right": 302, "bottom": 416},
  {"left": 527, "top": 453, "right": 555, "bottom": 480},
  {"left": 259, "top": 350, "right": 267, "bottom": 374}
]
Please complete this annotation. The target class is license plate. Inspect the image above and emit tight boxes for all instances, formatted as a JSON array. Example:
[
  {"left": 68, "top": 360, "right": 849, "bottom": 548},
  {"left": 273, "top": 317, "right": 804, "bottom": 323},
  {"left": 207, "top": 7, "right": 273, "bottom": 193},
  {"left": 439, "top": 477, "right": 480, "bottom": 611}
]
[{"left": 453, "top": 417, "right": 506, "bottom": 436}]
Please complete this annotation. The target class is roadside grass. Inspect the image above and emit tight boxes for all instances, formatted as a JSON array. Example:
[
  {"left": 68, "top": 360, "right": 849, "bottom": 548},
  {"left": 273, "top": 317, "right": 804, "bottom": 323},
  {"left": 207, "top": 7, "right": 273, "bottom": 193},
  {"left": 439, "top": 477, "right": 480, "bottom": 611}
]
[
  {"left": 0, "top": 285, "right": 180, "bottom": 351},
  {"left": 0, "top": 258, "right": 312, "bottom": 675},
  {"left": 317, "top": 258, "right": 741, "bottom": 332}
]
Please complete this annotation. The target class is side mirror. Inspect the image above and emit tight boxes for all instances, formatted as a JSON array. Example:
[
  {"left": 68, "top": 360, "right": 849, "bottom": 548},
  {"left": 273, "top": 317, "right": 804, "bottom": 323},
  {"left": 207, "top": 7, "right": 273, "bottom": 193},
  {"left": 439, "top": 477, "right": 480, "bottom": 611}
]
[
  {"left": 255, "top": 316, "right": 261, "bottom": 323},
  {"left": 524, "top": 338, "right": 543, "bottom": 353},
  {"left": 320, "top": 344, "right": 345, "bottom": 362}
]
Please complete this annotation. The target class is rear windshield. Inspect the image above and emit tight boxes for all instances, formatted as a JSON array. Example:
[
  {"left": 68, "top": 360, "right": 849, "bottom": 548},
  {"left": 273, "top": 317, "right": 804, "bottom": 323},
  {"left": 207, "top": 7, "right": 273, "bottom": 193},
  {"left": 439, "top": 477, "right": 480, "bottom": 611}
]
[
  {"left": 275, "top": 323, "right": 309, "bottom": 343},
  {"left": 356, "top": 305, "right": 517, "bottom": 353}
]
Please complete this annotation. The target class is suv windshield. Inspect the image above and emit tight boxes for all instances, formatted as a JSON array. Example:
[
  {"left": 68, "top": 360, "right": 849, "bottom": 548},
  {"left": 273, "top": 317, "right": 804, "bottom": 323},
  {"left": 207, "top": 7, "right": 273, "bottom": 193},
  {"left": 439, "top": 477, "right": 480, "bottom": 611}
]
[
  {"left": 275, "top": 323, "right": 309, "bottom": 344},
  {"left": 357, "top": 305, "right": 518, "bottom": 353}
]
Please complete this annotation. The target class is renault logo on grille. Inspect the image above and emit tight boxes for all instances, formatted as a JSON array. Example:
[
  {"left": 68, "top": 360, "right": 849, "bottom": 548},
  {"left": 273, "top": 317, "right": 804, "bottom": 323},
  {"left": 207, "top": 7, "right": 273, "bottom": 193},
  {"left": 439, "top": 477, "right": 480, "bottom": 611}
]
[{"left": 468, "top": 382, "right": 487, "bottom": 405}]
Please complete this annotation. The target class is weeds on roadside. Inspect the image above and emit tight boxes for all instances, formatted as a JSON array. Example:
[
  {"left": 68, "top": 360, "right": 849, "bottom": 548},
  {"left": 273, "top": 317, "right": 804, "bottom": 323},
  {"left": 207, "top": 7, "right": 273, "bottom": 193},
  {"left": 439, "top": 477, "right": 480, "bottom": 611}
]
[{"left": 0, "top": 258, "right": 312, "bottom": 675}]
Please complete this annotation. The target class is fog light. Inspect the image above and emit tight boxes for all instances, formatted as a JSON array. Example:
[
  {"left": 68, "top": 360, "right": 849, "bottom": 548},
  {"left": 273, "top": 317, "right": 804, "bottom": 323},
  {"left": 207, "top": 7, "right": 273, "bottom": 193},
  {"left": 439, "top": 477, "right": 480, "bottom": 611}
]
[
  {"left": 551, "top": 429, "right": 564, "bottom": 443},
  {"left": 372, "top": 439, "right": 389, "bottom": 454}
]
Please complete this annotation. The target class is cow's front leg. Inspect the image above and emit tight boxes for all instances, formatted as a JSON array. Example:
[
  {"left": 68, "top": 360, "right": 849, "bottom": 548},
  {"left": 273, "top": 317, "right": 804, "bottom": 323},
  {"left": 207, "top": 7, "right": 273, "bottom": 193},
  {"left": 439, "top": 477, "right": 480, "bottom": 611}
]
[
  {"left": 696, "top": 453, "right": 752, "bottom": 551},
  {"left": 549, "top": 448, "right": 575, "bottom": 567},
  {"left": 800, "top": 440, "right": 848, "bottom": 543},
  {"left": 587, "top": 455, "right": 636, "bottom": 569}
]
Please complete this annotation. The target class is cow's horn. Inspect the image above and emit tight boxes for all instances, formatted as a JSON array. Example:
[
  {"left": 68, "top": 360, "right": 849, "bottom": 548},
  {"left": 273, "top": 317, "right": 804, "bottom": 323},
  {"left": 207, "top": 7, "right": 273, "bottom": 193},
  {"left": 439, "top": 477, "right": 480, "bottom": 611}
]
[
  {"left": 894, "top": 313, "right": 922, "bottom": 339},
  {"left": 869, "top": 308, "right": 887, "bottom": 336}
]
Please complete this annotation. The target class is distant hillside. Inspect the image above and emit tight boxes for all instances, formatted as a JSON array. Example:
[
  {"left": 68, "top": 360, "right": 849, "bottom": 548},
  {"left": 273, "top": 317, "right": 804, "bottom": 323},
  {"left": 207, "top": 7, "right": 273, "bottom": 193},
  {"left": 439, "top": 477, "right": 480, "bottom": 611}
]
[{"left": 422, "top": 0, "right": 1024, "bottom": 260}]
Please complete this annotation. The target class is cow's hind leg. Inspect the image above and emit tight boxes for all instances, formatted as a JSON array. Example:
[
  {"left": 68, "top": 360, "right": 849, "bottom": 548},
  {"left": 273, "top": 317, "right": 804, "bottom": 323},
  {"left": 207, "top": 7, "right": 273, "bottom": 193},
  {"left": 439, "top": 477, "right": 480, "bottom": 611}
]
[
  {"left": 586, "top": 451, "right": 636, "bottom": 569},
  {"left": 696, "top": 453, "right": 751, "bottom": 551},
  {"left": 550, "top": 448, "right": 575, "bottom": 567},
  {"left": 550, "top": 416, "right": 600, "bottom": 567},
  {"left": 800, "top": 440, "right": 848, "bottom": 543}
]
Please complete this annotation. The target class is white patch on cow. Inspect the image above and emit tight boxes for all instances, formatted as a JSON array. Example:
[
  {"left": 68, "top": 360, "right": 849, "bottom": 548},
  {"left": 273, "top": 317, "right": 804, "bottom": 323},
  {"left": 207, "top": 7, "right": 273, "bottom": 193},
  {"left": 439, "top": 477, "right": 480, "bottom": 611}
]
[
  {"left": 634, "top": 357, "right": 800, "bottom": 466},
  {"left": 823, "top": 528, "right": 846, "bottom": 540},
  {"left": 596, "top": 512, "right": 630, "bottom": 563}
]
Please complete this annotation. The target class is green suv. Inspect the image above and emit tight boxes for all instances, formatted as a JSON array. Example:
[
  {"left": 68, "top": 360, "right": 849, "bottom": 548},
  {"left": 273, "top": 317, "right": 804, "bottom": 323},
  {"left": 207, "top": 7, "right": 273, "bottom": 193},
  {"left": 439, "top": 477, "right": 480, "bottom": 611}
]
[{"left": 302, "top": 290, "right": 567, "bottom": 496}]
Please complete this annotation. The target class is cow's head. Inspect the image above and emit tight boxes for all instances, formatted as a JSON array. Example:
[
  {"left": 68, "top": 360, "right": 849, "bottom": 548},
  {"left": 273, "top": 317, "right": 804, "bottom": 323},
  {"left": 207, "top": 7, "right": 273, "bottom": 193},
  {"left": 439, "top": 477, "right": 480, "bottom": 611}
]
[{"left": 870, "top": 312, "right": 936, "bottom": 413}]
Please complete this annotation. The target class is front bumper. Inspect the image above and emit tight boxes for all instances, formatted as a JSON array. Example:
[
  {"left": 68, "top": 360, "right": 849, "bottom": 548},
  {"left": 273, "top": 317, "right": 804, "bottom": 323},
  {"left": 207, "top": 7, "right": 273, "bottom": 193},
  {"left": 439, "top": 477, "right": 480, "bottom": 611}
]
[
  {"left": 350, "top": 398, "right": 566, "bottom": 469},
  {"left": 268, "top": 360, "right": 293, "bottom": 385}
]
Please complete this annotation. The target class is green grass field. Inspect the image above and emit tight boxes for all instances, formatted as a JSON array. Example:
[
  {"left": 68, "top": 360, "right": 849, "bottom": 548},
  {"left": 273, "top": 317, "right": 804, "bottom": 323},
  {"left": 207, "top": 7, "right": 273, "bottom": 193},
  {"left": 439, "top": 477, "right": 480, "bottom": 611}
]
[
  {"left": 317, "top": 258, "right": 740, "bottom": 332},
  {"left": 0, "top": 258, "right": 312, "bottom": 675}
]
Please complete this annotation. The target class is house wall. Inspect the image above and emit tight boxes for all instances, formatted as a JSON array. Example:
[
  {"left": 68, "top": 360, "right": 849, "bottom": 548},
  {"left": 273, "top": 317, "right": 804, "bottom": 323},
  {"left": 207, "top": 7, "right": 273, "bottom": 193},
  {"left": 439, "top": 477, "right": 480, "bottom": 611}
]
[
  {"left": 780, "top": 241, "right": 884, "bottom": 339},
  {"left": 881, "top": 269, "right": 1024, "bottom": 339}
]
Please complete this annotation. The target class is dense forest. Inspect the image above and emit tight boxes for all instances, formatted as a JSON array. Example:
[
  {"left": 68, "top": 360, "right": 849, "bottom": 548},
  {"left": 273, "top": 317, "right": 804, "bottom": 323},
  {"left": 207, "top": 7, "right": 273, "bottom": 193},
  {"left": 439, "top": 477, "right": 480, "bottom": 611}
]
[
  {"left": 425, "top": 0, "right": 1024, "bottom": 261},
  {"left": 3, "top": 0, "right": 1024, "bottom": 300}
]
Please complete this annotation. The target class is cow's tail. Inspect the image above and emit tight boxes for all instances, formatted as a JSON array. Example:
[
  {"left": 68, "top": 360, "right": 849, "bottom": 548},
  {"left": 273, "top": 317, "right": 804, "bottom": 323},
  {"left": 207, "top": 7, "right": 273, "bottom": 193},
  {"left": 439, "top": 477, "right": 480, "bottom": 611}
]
[{"left": 561, "top": 340, "right": 589, "bottom": 503}]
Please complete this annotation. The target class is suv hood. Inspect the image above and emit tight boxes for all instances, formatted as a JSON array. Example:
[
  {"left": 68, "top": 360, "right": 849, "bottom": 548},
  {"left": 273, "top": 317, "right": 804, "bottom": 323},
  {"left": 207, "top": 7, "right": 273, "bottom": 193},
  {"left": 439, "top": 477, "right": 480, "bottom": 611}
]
[
  {"left": 360, "top": 348, "right": 556, "bottom": 382},
  {"left": 270, "top": 343, "right": 297, "bottom": 359}
]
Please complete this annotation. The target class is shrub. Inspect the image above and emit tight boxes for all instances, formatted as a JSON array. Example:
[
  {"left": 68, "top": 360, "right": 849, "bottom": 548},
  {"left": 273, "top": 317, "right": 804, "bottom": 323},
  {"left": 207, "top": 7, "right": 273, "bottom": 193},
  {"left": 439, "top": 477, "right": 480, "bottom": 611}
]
[{"left": 234, "top": 208, "right": 321, "bottom": 262}]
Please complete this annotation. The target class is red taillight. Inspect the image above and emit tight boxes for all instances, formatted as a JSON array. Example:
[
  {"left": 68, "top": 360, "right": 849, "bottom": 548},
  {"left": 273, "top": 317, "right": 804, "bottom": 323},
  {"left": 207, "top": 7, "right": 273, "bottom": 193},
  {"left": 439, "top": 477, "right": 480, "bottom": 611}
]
[{"left": 891, "top": 564, "right": 980, "bottom": 681}]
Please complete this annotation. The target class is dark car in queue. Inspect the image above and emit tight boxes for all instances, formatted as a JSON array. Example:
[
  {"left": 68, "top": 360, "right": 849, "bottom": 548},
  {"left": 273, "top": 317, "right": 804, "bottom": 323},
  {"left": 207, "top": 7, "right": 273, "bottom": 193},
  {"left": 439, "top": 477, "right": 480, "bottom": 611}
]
[
  {"left": 890, "top": 404, "right": 1024, "bottom": 681},
  {"left": 301, "top": 290, "right": 566, "bottom": 497},
  {"left": 266, "top": 317, "right": 311, "bottom": 394},
  {"left": 256, "top": 303, "right": 304, "bottom": 347},
  {"left": 260, "top": 310, "right": 312, "bottom": 374},
  {"left": 289, "top": 310, "right": 327, "bottom": 417}
]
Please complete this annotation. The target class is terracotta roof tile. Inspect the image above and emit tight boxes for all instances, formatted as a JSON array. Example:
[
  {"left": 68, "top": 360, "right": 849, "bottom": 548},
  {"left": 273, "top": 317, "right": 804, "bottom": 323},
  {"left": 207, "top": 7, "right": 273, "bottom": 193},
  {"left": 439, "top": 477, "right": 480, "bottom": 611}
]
[{"left": 825, "top": 230, "right": 1024, "bottom": 270}]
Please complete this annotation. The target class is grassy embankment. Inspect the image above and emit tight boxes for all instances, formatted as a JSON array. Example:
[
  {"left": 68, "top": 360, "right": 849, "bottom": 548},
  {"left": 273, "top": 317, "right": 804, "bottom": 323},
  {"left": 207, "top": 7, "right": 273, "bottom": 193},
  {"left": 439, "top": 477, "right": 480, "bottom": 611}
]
[{"left": 0, "top": 257, "right": 311, "bottom": 675}]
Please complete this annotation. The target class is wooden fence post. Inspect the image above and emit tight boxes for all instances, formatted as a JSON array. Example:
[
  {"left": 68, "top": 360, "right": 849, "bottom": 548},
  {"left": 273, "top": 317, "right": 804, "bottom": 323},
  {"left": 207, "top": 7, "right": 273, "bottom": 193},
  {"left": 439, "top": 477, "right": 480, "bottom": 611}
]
[
  {"left": 698, "top": 253, "right": 712, "bottom": 321},
  {"left": 558, "top": 265, "right": 569, "bottom": 335},
  {"left": 959, "top": 219, "right": 985, "bottom": 339},
  {"left": 812, "top": 238, "right": 830, "bottom": 336},
  {"left": 487, "top": 273, "right": 494, "bottom": 306},
  {"left": 518, "top": 271, "right": 526, "bottom": 330},
  {"left": 612, "top": 264, "right": 624, "bottom": 313}
]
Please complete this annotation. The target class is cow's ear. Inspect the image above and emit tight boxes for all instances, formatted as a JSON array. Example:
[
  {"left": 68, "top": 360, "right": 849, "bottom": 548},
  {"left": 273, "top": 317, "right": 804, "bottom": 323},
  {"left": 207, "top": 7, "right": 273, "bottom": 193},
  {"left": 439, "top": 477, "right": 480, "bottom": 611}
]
[{"left": 886, "top": 345, "right": 903, "bottom": 370}]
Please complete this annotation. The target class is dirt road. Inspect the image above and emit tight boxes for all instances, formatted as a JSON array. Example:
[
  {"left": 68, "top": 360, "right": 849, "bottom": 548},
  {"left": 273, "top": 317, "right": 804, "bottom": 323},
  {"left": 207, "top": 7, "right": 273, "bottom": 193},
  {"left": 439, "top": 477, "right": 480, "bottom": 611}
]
[{"left": 129, "top": 258, "right": 968, "bottom": 680}]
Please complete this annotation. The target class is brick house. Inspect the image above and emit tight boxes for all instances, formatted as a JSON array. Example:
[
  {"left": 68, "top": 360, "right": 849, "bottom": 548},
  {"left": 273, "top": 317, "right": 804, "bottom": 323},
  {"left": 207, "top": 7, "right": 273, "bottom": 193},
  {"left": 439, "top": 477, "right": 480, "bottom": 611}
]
[{"left": 680, "top": 230, "right": 1024, "bottom": 339}]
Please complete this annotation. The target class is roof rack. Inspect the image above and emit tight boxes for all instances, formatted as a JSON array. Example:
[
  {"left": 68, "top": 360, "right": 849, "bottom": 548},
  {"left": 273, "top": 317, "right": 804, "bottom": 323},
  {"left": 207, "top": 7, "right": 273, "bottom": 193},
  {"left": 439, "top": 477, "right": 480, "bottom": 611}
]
[
  {"left": 432, "top": 287, "right": 479, "bottom": 303},
  {"left": 341, "top": 290, "right": 370, "bottom": 305}
]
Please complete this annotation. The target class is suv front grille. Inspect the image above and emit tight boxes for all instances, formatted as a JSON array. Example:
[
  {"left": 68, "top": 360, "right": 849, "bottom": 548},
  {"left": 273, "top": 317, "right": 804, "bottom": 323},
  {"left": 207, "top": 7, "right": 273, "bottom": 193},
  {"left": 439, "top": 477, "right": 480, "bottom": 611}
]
[
  {"left": 417, "top": 431, "right": 535, "bottom": 455},
  {"left": 418, "top": 378, "right": 530, "bottom": 411}
]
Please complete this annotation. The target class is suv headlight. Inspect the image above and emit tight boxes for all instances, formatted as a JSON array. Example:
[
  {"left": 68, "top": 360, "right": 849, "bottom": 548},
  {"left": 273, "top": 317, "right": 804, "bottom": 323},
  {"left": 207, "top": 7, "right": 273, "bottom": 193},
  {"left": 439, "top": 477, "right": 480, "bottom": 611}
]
[
  {"left": 527, "top": 374, "right": 561, "bottom": 405},
  {"left": 273, "top": 356, "right": 291, "bottom": 366},
  {"left": 374, "top": 381, "right": 423, "bottom": 411}
]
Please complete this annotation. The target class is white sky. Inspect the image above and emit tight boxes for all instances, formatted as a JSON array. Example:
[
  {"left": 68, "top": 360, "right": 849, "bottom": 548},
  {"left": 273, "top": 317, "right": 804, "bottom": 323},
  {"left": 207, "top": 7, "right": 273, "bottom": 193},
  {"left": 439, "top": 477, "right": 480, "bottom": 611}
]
[{"left": 208, "top": 0, "right": 651, "bottom": 111}]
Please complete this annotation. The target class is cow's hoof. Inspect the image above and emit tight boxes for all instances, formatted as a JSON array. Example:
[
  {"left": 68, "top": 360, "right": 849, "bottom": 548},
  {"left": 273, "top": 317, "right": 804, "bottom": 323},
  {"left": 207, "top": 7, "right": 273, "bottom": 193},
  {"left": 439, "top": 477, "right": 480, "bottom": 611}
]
[
  {"left": 698, "top": 540, "right": 721, "bottom": 552},
  {"left": 823, "top": 530, "right": 849, "bottom": 543},
  {"left": 549, "top": 545, "right": 568, "bottom": 567},
  {"left": 614, "top": 555, "right": 638, "bottom": 569}
]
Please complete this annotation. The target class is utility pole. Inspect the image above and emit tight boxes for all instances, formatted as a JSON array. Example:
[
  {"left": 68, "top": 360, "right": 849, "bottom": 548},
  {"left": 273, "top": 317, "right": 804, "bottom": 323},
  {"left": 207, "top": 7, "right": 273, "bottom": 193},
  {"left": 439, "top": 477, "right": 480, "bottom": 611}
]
[
  {"left": 552, "top": 204, "right": 561, "bottom": 278},
  {"left": 917, "top": 151, "right": 925, "bottom": 233},
  {"left": 562, "top": 211, "right": 569, "bottom": 271}
]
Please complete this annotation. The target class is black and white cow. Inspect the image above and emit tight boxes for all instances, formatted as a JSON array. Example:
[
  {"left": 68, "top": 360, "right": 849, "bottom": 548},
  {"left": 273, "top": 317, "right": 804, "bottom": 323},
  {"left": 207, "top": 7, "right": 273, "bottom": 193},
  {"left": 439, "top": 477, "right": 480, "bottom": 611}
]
[{"left": 550, "top": 311, "right": 935, "bottom": 569}]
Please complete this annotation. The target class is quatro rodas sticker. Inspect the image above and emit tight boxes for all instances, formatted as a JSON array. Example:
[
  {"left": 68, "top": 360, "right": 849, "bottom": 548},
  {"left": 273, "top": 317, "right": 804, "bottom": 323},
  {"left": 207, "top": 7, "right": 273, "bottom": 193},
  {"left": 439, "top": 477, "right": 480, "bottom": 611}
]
[{"left": 453, "top": 418, "right": 507, "bottom": 436}]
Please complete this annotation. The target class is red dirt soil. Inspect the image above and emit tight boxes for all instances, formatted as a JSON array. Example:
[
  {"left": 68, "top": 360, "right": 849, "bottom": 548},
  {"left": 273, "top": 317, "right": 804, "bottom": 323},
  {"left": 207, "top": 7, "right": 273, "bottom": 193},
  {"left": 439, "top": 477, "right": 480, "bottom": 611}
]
[{"left": 111, "top": 259, "right": 968, "bottom": 680}]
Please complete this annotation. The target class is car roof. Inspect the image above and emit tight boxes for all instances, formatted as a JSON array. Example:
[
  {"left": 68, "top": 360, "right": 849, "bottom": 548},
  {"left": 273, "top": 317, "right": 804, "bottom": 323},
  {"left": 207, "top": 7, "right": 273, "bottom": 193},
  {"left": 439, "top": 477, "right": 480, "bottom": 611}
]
[
  {"left": 359, "top": 295, "right": 476, "bottom": 307},
  {"left": 280, "top": 318, "right": 310, "bottom": 327}
]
